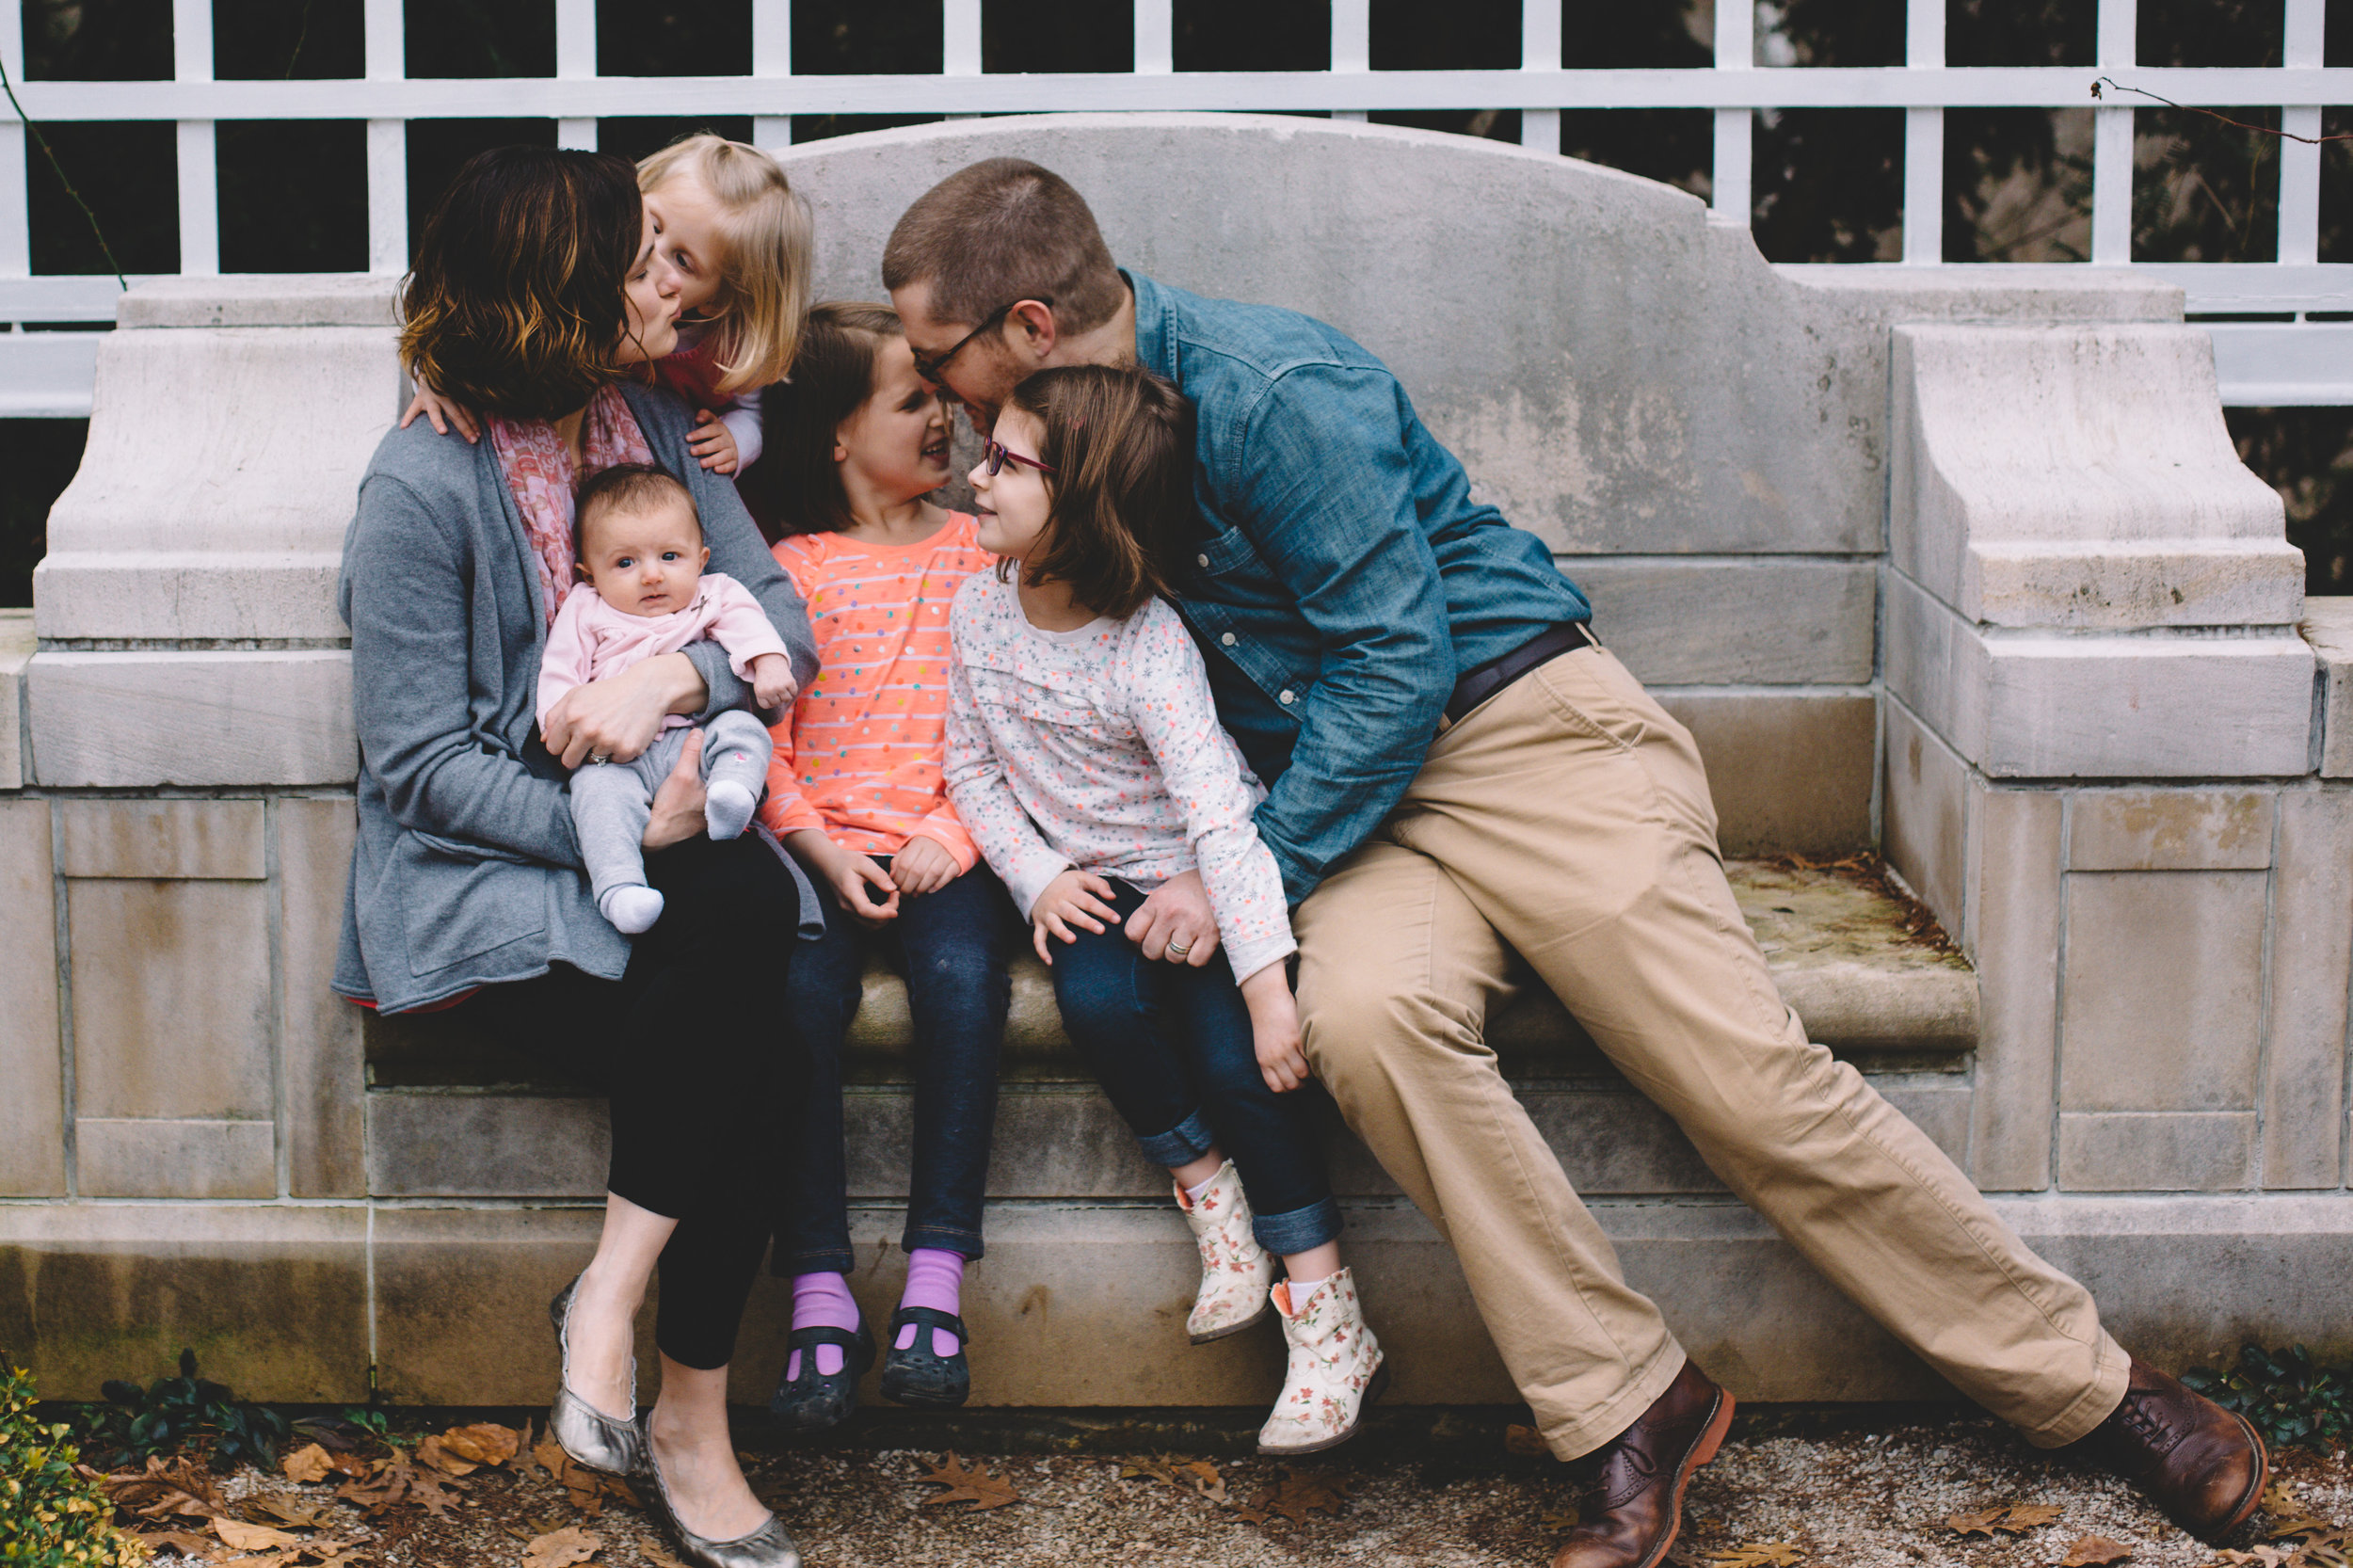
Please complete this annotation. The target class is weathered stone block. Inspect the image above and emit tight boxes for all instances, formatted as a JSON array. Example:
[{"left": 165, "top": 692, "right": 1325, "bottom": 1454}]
[
  {"left": 2304, "top": 599, "right": 2353, "bottom": 778},
  {"left": 0, "top": 1203, "right": 369, "bottom": 1401},
  {"left": 1656, "top": 690, "right": 1875, "bottom": 856},
  {"left": 0, "top": 797, "right": 64, "bottom": 1195},
  {"left": 2264, "top": 791, "right": 2353, "bottom": 1188},
  {"left": 1890, "top": 323, "right": 2300, "bottom": 630},
  {"left": 1882, "top": 696, "right": 1968, "bottom": 939},
  {"left": 2057, "top": 1112, "right": 2257, "bottom": 1192},
  {"left": 69, "top": 878, "right": 273, "bottom": 1120},
  {"left": 57, "top": 798, "right": 266, "bottom": 880},
  {"left": 1886, "top": 572, "right": 2313, "bottom": 779},
  {"left": 0, "top": 608, "right": 28, "bottom": 791},
  {"left": 1969, "top": 782, "right": 2062, "bottom": 1191},
  {"left": 1556, "top": 558, "right": 1875, "bottom": 686},
  {"left": 2066, "top": 789, "right": 2275, "bottom": 872},
  {"left": 27, "top": 650, "right": 358, "bottom": 787},
  {"left": 2060, "top": 871, "right": 2267, "bottom": 1114},
  {"left": 75, "top": 1118, "right": 275, "bottom": 1199},
  {"left": 369, "top": 1091, "right": 610, "bottom": 1199},
  {"left": 280, "top": 796, "right": 365, "bottom": 1197}
]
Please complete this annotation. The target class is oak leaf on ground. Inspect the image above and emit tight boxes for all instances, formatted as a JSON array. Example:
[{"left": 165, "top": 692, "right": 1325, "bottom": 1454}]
[
  {"left": 1237, "top": 1467, "right": 1353, "bottom": 1525},
  {"left": 1705, "top": 1544, "right": 1805, "bottom": 1567},
  {"left": 1945, "top": 1502, "right": 2062, "bottom": 1537},
  {"left": 133, "top": 1528, "right": 214, "bottom": 1557},
  {"left": 1504, "top": 1424, "right": 1549, "bottom": 1458},
  {"left": 246, "top": 1496, "right": 335, "bottom": 1529},
  {"left": 333, "top": 1453, "right": 411, "bottom": 1517},
  {"left": 104, "top": 1456, "right": 224, "bottom": 1521},
  {"left": 211, "top": 1516, "right": 305, "bottom": 1550},
  {"left": 413, "top": 1434, "right": 477, "bottom": 1477},
  {"left": 404, "top": 1460, "right": 465, "bottom": 1519},
  {"left": 638, "top": 1535, "right": 687, "bottom": 1568},
  {"left": 521, "top": 1525, "right": 602, "bottom": 1568},
  {"left": 2059, "top": 1535, "right": 2134, "bottom": 1566},
  {"left": 281, "top": 1445, "right": 335, "bottom": 1484},
  {"left": 437, "top": 1423, "right": 520, "bottom": 1468},
  {"left": 914, "top": 1452, "right": 1020, "bottom": 1511}
]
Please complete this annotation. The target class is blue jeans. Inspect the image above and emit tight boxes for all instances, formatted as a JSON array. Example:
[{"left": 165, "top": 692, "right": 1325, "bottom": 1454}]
[
  {"left": 774, "top": 859, "right": 1016, "bottom": 1273},
  {"left": 1050, "top": 882, "right": 1340, "bottom": 1256}
]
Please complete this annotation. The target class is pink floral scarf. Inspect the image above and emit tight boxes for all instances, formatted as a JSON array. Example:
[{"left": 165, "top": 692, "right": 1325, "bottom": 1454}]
[{"left": 488, "top": 384, "right": 656, "bottom": 630}]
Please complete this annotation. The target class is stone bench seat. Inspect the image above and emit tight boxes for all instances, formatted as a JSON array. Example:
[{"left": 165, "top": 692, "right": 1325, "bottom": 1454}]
[{"left": 361, "top": 860, "right": 1979, "bottom": 1202}]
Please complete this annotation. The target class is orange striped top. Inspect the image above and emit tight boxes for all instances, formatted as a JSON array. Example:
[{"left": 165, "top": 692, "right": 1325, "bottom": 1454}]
[{"left": 758, "top": 513, "right": 991, "bottom": 871}]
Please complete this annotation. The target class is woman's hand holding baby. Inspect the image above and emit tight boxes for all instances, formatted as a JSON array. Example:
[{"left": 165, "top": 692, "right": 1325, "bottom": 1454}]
[
  {"left": 1031, "top": 869, "right": 1120, "bottom": 964},
  {"left": 891, "top": 835, "right": 960, "bottom": 896},
  {"left": 1240, "top": 963, "right": 1311, "bottom": 1094},
  {"left": 641, "top": 729, "right": 709, "bottom": 850},
  {"left": 748, "top": 652, "right": 798, "bottom": 712},
  {"left": 687, "top": 408, "right": 740, "bottom": 473},
  {"left": 545, "top": 652, "right": 705, "bottom": 768}
]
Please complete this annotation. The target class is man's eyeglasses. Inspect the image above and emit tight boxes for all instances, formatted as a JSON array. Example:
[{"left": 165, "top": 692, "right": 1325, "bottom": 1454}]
[
  {"left": 911, "top": 296, "right": 1054, "bottom": 387},
  {"left": 982, "top": 438, "right": 1057, "bottom": 477}
]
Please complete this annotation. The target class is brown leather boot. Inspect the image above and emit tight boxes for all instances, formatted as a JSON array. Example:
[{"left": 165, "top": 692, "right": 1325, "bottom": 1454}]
[
  {"left": 2065, "top": 1355, "right": 2267, "bottom": 1543},
  {"left": 1550, "top": 1360, "right": 1735, "bottom": 1568}
]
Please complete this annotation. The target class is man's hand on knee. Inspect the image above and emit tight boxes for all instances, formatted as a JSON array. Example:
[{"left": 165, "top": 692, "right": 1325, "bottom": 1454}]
[{"left": 1128, "top": 867, "right": 1220, "bottom": 966}]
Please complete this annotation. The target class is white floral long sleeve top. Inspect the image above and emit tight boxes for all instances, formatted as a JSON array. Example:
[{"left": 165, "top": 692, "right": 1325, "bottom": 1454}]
[{"left": 943, "top": 569, "right": 1296, "bottom": 984}]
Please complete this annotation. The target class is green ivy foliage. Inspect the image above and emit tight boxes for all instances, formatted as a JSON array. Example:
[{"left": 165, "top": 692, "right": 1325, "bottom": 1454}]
[
  {"left": 0, "top": 1362, "right": 147, "bottom": 1568},
  {"left": 2184, "top": 1344, "right": 2353, "bottom": 1454},
  {"left": 73, "top": 1352, "right": 285, "bottom": 1476}
]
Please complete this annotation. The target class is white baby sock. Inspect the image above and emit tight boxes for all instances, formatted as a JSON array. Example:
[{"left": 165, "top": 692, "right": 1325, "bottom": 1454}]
[
  {"left": 705, "top": 780, "right": 758, "bottom": 840},
  {"left": 600, "top": 884, "right": 665, "bottom": 935}
]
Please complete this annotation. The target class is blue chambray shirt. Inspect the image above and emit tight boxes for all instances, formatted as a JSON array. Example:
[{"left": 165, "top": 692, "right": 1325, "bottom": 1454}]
[{"left": 1130, "top": 271, "right": 1592, "bottom": 905}]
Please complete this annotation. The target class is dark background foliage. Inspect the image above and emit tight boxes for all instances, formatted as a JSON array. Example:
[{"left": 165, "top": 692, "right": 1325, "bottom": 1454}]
[{"left": 1, "top": 0, "right": 2344, "bottom": 603}]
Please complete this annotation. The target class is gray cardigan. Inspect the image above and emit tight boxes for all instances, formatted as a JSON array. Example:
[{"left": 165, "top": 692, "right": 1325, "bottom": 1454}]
[{"left": 334, "top": 382, "right": 823, "bottom": 1013}]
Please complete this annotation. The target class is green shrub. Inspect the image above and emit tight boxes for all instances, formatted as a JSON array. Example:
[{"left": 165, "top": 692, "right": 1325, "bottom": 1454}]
[
  {"left": 77, "top": 1352, "right": 285, "bottom": 1473},
  {"left": 0, "top": 1362, "right": 146, "bottom": 1567},
  {"left": 2184, "top": 1343, "right": 2353, "bottom": 1454}
]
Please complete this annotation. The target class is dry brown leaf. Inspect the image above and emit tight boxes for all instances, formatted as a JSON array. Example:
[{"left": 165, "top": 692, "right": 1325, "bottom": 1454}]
[
  {"left": 134, "top": 1528, "right": 216, "bottom": 1558},
  {"left": 405, "top": 1461, "right": 466, "bottom": 1519},
  {"left": 638, "top": 1536, "right": 686, "bottom": 1568},
  {"left": 437, "top": 1423, "right": 520, "bottom": 1468},
  {"left": 2060, "top": 1537, "right": 2135, "bottom": 1566},
  {"left": 1945, "top": 1503, "right": 2061, "bottom": 1538},
  {"left": 280, "top": 1445, "right": 335, "bottom": 1485},
  {"left": 1947, "top": 1509, "right": 2011, "bottom": 1538},
  {"left": 1118, "top": 1456, "right": 1176, "bottom": 1486},
  {"left": 914, "top": 1452, "right": 1020, "bottom": 1511},
  {"left": 1541, "top": 1507, "right": 1581, "bottom": 1532},
  {"left": 413, "top": 1433, "right": 477, "bottom": 1477},
  {"left": 1705, "top": 1544, "right": 1805, "bottom": 1568},
  {"left": 1505, "top": 1423, "right": 1550, "bottom": 1458},
  {"left": 520, "top": 1525, "right": 602, "bottom": 1568},
  {"left": 1238, "top": 1467, "right": 1353, "bottom": 1525},
  {"left": 529, "top": 1436, "right": 571, "bottom": 1483},
  {"left": 2008, "top": 1503, "right": 2066, "bottom": 1530},
  {"left": 107, "top": 1456, "right": 226, "bottom": 1522},
  {"left": 1175, "top": 1459, "right": 1227, "bottom": 1506},
  {"left": 333, "top": 1454, "right": 410, "bottom": 1518},
  {"left": 210, "top": 1516, "right": 305, "bottom": 1551},
  {"left": 245, "top": 1496, "right": 334, "bottom": 1530}
]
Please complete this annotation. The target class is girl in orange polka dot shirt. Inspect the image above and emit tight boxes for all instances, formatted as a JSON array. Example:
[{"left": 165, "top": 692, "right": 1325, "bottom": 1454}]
[{"left": 754, "top": 303, "right": 1017, "bottom": 1429}]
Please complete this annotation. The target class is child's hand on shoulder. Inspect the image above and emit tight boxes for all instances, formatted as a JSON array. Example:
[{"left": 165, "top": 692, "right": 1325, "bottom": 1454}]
[
  {"left": 688, "top": 408, "right": 740, "bottom": 474},
  {"left": 788, "top": 828, "right": 898, "bottom": 924},
  {"left": 1240, "top": 963, "right": 1310, "bottom": 1094},
  {"left": 891, "top": 835, "right": 961, "bottom": 897},
  {"left": 400, "top": 380, "right": 481, "bottom": 443},
  {"left": 749, "top": 652, "right": 797, "bottom": 712},
  {"left": 1031, "top": 869, "right": 1119, "bottom": 964}
]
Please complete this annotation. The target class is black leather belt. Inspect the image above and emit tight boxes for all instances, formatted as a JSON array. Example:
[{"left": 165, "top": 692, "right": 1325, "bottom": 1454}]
[{"left": 1445, "top": 621, "right": 1597, "bottom": 725}]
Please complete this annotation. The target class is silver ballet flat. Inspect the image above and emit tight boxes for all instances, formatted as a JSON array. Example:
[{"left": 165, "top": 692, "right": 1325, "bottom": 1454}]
[
  {"left": 548, "top": 1276, "right": 648, "bottom": 1475},
  {"left": 638, "top": 1413, "right": 802, "bottom": 1568}
]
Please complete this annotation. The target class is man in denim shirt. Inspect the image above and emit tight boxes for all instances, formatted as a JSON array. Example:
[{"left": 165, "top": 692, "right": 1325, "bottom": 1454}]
[{"left": 886, "top": 157, "right": 2266, "bottom": 1565}]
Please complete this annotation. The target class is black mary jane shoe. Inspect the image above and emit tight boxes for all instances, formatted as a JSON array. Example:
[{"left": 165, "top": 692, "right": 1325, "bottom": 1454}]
[
  {"left": 878, "top": 1305, "right": 972, "bottom": 1408},
  {"left": 767, "top": 1319, "right": 874, "bottom": 1435}
]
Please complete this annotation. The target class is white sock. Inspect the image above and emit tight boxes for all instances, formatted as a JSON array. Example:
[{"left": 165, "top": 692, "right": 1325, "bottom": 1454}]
[
  {"left": 600, "top": 885, "right": 664, "bottom": 935},
  {"left": 704, "top": 780, "right": 757, "bottom": 840},
  {"left": 1184, "top": 1174, "right": 1218, "bottom": 1204},
  {"left": 1285, "top": 1272, "right": 1333, "bottom": 1303}
]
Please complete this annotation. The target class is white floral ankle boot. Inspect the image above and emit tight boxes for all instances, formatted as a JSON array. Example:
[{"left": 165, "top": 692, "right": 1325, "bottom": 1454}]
[
  {"left": 1257, "top": 1268, "right": 1388, "bottom": 1456},
  {"left": 1174, "top": 1160, "right": 1277, "bottom": 1344}
]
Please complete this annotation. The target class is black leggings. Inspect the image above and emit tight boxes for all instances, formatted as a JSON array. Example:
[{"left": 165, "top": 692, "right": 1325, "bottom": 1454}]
[{"left": 466, "top": 834, "right": 802, "bottom": 1370}]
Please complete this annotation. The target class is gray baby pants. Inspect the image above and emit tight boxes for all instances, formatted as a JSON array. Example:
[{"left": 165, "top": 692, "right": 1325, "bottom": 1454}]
[{"left": 570, "top": 708, "right": 775, "bottom": 900}]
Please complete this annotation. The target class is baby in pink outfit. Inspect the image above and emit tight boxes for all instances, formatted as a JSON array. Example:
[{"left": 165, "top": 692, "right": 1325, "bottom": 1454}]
[{"left": 537, "top": 463, "right": 799, "bottom": 933}]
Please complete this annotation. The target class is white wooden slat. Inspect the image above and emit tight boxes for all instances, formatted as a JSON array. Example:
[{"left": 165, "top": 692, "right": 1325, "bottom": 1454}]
[
  {"left": 0, "top": 276, "right": 157, "bottom": 317},
  {"left": 0, "top": 0, "right": 26, "bottom": 279},
  {"left": 2281, "top": 0, "right": 2325, "bottom": 269},
  {"left": 555, "top": 0, "right": 594, "bottom": 147},
  {"left": 753, "top": 0, "right": 790, "bottom": 147},
  {"left": 363, "top": 0, "right": 402, "bottom": 78},
  {"left": 0, "top": 330, "right": 102, "bottom": 416},
  {"left": 1135, "top": 0, "right": 1172, "bottom": 74},
  {"left": 557, "top": 120, "right": 596, "bottom": 151},
  {"left": 175, "top": 120, "right": 216, "bottom": 276},
  {"left": 1522, "top": 0, "right": 1561, "bottom": 151},
  {"left": 1713, "top": 0, "right": 1752, "bottom": 219},
  {"left": 944, "top": 0, "right": 981, "bottom": 76},
  {"left": 1902, "top": 0, "right": 1944, "bottom": 263},
  {"left": 2207, "top": 321, "right": 2353, "bottom": 405},
  {"left": 366, "top": 120, "right": 405, "bottom": 273},
  {"left": 2090, "top": 0, "right": 2134, "bottom": 264},
  {"left": 171, "top": 0, "right": 211, "bottom": 81},
  {"left": 1331, "top": 0, "right": 1367, "bottom": 120}
]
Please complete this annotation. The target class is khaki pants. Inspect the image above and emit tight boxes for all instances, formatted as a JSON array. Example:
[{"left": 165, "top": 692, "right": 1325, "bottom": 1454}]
[{"left": 1294, "top": 646, "right": 2128, "bottom": 1460}]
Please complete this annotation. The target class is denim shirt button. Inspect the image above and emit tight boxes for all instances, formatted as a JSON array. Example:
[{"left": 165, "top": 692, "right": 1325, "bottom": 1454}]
[
  {"left": 1279, "top": 689, "right": 1296, "bottom": 705},
  {"left": 1220, "top": 632, "right": 1236, "bottom": 646},
  {"left": 1196, "top": 552, "right": 1210, "bottom": 568}
]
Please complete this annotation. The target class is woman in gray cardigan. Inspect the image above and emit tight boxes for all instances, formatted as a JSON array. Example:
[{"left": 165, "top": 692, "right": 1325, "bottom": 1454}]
[{"left": 336, "top": 147, "right": 817, "bottom": 1568}]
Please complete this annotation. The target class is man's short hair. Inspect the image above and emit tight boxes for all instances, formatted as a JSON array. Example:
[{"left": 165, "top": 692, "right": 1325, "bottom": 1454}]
[
  {"left": 574, "top": 462, "right": 697, "bottom": 556},
  {"left": 882, "top": 157, "right": 1127, "bottom": 335}
]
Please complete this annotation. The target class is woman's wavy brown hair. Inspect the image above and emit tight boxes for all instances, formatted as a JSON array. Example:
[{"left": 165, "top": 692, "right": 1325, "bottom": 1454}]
[
  {"left": 399, "top": 146, "right": 649, "bottom": 421},
  {"left": 1003, "top": 364, "right": 1195, "bottom": 620}
]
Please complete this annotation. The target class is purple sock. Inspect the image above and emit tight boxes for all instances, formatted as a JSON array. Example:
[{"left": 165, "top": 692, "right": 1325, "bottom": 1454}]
[
  {"left": 788, "top": 1272, "right": 859, "bottom": 1381},
  {"left": 895, "top": 1248, "right": 966, "bottom": 1358}
]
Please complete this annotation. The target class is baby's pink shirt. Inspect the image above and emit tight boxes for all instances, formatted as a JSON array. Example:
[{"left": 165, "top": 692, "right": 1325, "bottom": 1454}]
[{"left": 535, "top": 571, "right": 788, "bottom": 732}]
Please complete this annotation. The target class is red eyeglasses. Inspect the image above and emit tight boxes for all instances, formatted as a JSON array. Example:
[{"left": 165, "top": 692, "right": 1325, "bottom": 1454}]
[{"left": 982, "top": 438, "right": 1057, "bottom": 477}]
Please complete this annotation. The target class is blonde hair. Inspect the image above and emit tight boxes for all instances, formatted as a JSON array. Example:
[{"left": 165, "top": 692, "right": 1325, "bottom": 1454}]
[{"left": 637, "top": 133, "right": 813, "bottom": 397}]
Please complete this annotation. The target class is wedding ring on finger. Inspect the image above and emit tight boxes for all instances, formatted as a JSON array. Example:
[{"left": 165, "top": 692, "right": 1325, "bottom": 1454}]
[
  {"left": 588, "top": 751, "right": 612, "bottom": 765},
  {"left": 1166, "top": 939, "right": 1193, "bottom": 960}
]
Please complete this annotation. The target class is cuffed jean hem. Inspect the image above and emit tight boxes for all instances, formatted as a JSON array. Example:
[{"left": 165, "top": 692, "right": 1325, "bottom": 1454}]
[
  {"left": 779, "top": 1246, "right": 857, "bottom": 1279},
  {"left": 1135, "top": 1109, "right": 1217, "bottom": 1167},
  {"left": 1253, "top": 1193, "right": 1343, "bottom": 1256},
  {"left": 903, "top": 1223, "right": 985, "bottom": 1262}
]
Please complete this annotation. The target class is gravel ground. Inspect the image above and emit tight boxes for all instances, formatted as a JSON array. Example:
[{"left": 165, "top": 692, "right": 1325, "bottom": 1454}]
[{"left": 128, "top": 1406, "right": 2347, "bottom": 1568}]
